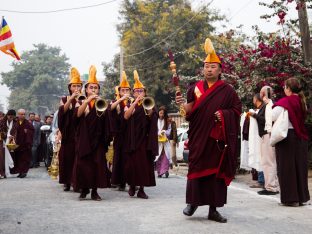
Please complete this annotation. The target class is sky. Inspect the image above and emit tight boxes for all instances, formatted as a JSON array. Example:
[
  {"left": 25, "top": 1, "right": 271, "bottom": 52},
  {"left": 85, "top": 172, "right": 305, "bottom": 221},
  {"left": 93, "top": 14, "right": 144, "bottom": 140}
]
[{"left": 0, "top": 0, "right": 309, "bottom": 110}]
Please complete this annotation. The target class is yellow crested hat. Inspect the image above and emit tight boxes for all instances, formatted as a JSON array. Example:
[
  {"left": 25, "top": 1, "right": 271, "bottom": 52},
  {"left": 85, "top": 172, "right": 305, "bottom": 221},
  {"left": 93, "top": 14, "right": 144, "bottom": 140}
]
[
  {"left": 204, "top": 38, "right": 221, "bottom": 64},
  {"left": 115, "top": 86, "right": 120, "bottom": 99},
  {"left": 133, "top": 70, "right": 145, "bottom": 89},
  {"left": 68, "top": 67, "right": 83, "bottom": 84},
  {"left": 119, "top": 71, "right": 131, "bottom": 89},
  {"left": 86, "top": 65, "right": 99, "bottom": 85}
]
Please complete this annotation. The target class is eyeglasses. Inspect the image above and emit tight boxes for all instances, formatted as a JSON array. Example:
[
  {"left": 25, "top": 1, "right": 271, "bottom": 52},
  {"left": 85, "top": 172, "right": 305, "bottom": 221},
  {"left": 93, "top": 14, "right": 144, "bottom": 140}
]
[{"left": 134, "top": 89, "right": 144, "bottom": 93}]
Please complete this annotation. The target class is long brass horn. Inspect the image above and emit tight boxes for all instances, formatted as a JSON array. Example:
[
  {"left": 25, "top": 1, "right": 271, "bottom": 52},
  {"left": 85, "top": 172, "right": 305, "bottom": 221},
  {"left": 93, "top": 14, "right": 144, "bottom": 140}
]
[
  {"left": 142, "top": 97, "right": 155, "bottom": 113},
  {"left": 77, "top": 94, "right": 86, "bottom": 101},
  {"left": 95, "top": 98, "right": 108, "bottom": 112}
]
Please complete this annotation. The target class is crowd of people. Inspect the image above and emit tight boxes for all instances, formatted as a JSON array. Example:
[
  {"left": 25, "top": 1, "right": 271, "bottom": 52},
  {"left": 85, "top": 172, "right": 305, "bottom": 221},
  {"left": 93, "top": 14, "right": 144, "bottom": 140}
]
[
  {"left": 0, "top": 109, "right": 54, "bottom": 178},
  {"left": 0, "top": 38, "right": 310, "bottom": 223},
  {"left": 240, "top": 79, "right": 310, "bottom": 207}
]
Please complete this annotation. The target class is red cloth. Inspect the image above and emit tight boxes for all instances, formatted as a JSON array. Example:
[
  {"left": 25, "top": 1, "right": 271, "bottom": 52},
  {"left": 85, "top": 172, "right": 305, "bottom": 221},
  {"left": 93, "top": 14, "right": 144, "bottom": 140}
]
[
  {"left": 273, "top": 95, "right": 308, "bottom": 141},
  {"left": 58, "top": 99, "right": 77, "bottom": 185},
  {"left": 123, "top": 105, "right": 158, "bottom": 186},
  {"left": 12, "top": 120, "right": 34, "bottom": 174},
  {"left": 186, "top": 80, "right": 241, "bottom": 186},
  {"left": 73, "top": 106, "right": 111, "bottom": 189}
]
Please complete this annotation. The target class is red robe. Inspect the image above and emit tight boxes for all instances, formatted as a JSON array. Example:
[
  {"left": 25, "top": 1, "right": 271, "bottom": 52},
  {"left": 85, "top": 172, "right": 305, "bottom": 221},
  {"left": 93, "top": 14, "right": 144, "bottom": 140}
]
[
  {"left": 110, "top": 102, "right": 128, "bottom": 186},
  {"left": 11, "top": 119, "right": 34, "bottom": 174},
  {"left": 58, "top": 97, "right": 78, "bottom": 185},
  {"left": 185, "top": 80, "right": 241, "bottom": 207},
  {"left": 73, "top": 103, "right": 111, "bottom": 189},
  {"left": 123, "top": 105, "right": 158, "bottom": 187}
]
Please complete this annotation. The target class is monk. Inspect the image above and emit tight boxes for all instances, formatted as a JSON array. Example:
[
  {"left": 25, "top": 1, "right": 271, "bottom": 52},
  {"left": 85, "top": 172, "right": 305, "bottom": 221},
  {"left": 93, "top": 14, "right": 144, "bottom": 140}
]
[
  {"left": 11, "top": 109, "right": 34, "bottom": 178},
  {"left": 123, "top": 70, "right": 158, "bottom": 199},
  {"left": 110, "top": 71, "right": 132, "bottom": 191},
  {"left": 58, "top": 67, "right": 83, "bottom": 192},
  {"left": 176, "top": 38, "right": 241, "bottom": 223},
  {"left": 74, "top": 65, "right": 111, "bottom": 201}
]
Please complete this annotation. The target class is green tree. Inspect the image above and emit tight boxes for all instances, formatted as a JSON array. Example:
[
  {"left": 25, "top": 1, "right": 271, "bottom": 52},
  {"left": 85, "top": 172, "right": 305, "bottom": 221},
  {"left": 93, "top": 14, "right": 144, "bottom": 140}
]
[
  {"left": 1, "top": 44, "right": 70, "bottom": 116},
  {"left": 102, "top": 0, "right": 223, "bottom": 111}
]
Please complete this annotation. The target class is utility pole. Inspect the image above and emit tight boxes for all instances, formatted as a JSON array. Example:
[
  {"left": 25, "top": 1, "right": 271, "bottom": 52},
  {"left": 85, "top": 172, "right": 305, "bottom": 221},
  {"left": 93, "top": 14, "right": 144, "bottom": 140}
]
[
  {"left": 120, "top": 46, "right": 124, "bottom": 82},
  {"left": 297, "top": 0, "right": 312, "bottom": 64}
]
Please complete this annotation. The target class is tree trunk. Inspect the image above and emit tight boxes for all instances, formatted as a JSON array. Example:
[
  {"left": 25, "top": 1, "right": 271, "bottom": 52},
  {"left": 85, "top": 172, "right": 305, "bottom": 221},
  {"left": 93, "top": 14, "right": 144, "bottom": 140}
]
[{"left": 297, "top": 1, "right": 312, "bottom": 64}]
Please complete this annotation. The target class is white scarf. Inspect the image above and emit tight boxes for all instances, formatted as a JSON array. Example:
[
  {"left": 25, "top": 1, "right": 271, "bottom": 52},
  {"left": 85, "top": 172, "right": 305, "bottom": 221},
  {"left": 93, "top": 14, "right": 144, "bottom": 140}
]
[
  {"left": 3, "top": 120, "right": 14, "bottom": 177},
  {"left": 157, "top": 119, "right": 164, "bottom": 135}
]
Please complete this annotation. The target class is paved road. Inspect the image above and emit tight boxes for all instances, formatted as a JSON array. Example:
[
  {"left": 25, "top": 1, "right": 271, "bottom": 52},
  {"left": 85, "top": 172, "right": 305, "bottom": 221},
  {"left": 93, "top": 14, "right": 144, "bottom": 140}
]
[{"left": 0, "top": 168, "right": 311, "bottom": 234}]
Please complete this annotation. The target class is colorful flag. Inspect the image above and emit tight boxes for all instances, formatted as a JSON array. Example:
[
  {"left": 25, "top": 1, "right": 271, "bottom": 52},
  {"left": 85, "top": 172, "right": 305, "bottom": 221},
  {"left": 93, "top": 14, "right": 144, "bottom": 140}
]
[{"left": 0, "top": 17, "right": 20, "bottom": 60}]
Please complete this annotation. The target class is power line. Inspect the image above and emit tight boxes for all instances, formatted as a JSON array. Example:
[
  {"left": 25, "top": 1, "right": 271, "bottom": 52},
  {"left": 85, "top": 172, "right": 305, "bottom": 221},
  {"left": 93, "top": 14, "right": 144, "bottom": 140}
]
[
  {"left": 123, "top": 0, "right": 214, "bottom": 58},
  {"left": 0, "top": 0, "right": 119, "bottom": 14}
]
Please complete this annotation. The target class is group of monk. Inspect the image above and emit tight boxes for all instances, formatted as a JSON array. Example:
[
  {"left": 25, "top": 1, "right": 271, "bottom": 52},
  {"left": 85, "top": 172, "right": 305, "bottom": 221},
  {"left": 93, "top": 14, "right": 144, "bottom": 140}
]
[
  {"left": 58, "top": 65, "right": 158, "bottom": 201},
  {"left": 56, "top": 38, "right": 242, "bottom": 223}
]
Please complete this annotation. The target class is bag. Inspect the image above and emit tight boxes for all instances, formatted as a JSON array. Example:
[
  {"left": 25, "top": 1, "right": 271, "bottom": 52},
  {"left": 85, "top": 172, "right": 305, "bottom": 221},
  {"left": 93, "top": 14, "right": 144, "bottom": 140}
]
[
  {"left": 270, "top": 109, "right": 289, "bottom": 146},
  {"left": 210, "top": 121, "right": 224, "bottom": 141}
]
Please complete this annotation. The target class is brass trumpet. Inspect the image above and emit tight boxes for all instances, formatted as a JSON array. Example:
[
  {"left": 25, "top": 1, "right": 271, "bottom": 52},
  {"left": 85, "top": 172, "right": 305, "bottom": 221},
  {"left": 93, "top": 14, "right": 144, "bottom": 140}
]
[
  {"left": 77, "top": 94, "right": 86, "bottom": 101},
  {"left": 142, "top": 97, "right": 155, "bottom": 115},
  {"left": 95, "top": 98, "right": 108, "bottom": 116}
]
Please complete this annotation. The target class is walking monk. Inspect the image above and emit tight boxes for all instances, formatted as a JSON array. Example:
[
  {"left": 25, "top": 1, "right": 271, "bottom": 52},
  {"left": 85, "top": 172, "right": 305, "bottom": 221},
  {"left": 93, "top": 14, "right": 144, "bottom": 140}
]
[
  {"left": 176, "top": 38, "right": 241, "bottom": 223},
  {"left": 74, "top": 65, "right": 111, "bottom": 201},
  {"left": 123, "top": 70, "right": 158, "bottom": 199},
  {"left": 110, "top": 71, "right": 132, "bottom": 191},
  {"left": 58, "top": 67, "right": 83, "bottom": 191},
  {"left": 11, "top": 109, "right": 34, "bottom": 178}
]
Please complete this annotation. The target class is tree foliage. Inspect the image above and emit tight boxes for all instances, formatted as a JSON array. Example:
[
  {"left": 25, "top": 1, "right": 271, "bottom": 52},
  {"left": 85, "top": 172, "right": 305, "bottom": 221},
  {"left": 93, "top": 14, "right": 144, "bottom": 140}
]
[
  {"left": 1, "top": 44, "right": 70, "bottom": 115},
  {"left": 102, "top": 0, "right": 224, "bottom": 111}
]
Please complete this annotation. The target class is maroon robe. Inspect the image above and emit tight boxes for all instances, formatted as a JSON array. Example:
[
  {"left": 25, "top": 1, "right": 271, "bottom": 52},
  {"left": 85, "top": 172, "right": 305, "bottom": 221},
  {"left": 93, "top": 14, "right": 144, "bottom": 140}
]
[
  {"left": 274, "top": 95, "right": 310, "bottom": 203},
  {"left": 123, "top": 105, "right": 158, "bottom": 187},
  {"left": 11, "top": 119, "right": 34, "bottom": 174},
  {"left": 0, "top": 117, "right": 18, "bottom": 176},
  {"left": 185, "top": 80, "right": 241, "bottom": 207},
  {"left": 58, "top": 97, "right": 78, "bottom": 185},
  {"left": 73, "top": 103, "right": 111, "bottom": 189},
  {"left": 110, "top": 102, "right": 128, "bottom": 186}
]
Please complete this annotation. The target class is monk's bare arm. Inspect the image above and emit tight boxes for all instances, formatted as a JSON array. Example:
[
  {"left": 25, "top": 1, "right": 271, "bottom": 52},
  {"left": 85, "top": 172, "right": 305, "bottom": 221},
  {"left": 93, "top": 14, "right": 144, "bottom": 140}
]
[
  {"left": 124, "top": 102, "right": 136, "bottom": 120},
  {"left": 183, "top": 102, "right": 194, "bottom": 115},
  {"left": 77, "top": 101, "right": 89, "bottom": 117}
]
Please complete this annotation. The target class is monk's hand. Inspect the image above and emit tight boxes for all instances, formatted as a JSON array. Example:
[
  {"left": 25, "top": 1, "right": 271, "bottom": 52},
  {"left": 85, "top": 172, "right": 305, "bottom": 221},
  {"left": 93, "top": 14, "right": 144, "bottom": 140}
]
[
  {"left": 71, "top": 91, "right": 80, "bottom": 100},
  {"left": 134, "top": 94, "right": 144, "bottom": 104},
  {"left": 214, "top": 111, "right": 222, "bottom": 122},
  {"left": 120, "top": 94, "right": 129, "bottom": 101},
  {"left": 87, "top": 94, "right": 98, "bottom": 102},
  {"left": 175, "top": 93, "right": 184, "bottom": 105}
]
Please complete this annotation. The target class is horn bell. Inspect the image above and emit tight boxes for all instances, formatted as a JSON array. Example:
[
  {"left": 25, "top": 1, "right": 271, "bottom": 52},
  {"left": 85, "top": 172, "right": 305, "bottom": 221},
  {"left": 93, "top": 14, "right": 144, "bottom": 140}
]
[
  {"left": 95, "top": 98, "right": 108, "bottom": 112},
  {"left": 142, "top": 97, "right": 155, "bottom": 110}
]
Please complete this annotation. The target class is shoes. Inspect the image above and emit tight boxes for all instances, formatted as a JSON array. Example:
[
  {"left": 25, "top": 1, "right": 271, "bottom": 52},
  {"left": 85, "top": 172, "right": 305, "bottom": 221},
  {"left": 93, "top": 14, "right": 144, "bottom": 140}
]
[
  {"left": 158, "top": 175, "right": 162, "bottom": 178},
  {"left": 79, "top": 189, "right": 90, "bottom": 200},
  {"left": 183, "top": 204, "right": 198, "bottom": 216},
  {"left": 91, "top": 190, "right": 102, "bottom": 201},
  {"left": 208, "top": 211, "right": 227, "bottom": 223},
  {"left": 19, "top": 173, "right": 27, "bottom": 178},
  {"left": 165, "top": 171, "right": 169, "bottom": 178},
  {"left": 257, "top": 189, "right": 279, "bottom": 195},
  {"left": 249, "top": 183, "right": 264, "bottom": 189},
  {"left": 64, "top": 184, "right": 70, "bottom": 192},
  {"left": 279, "top": 202, "right": 299, "bottom": 207},
  {"left": 17, "top": 174, "right": 21, "bottom": 178},
  {"left": 137, "top": 189, "right": 148, "bottom": 199},
  {"left": 128, "top": 186, "right": 135, "bottom": 197},
  {"left": 118, "top": 185, "right": 126, "bottom": 191}
]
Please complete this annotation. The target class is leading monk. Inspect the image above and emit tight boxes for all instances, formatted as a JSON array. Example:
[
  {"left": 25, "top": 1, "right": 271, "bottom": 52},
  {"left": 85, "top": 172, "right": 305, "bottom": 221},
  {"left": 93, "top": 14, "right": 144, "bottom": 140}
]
[{"left": 176, "top": 38, "right": 242, "bottom": 223}]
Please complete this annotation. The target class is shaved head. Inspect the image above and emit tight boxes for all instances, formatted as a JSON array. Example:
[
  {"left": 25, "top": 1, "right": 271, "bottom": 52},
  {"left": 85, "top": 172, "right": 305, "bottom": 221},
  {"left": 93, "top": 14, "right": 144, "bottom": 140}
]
[
  {"left": 17, "top": 109, "right": 26, "bottom": 121},
  {"left": 260, "top": 86, "right": 273, "bottom": 99}
]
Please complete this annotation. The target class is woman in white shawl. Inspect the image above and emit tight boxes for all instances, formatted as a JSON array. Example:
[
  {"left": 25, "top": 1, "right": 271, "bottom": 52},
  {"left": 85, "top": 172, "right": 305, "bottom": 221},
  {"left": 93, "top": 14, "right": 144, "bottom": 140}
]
[
  {"left": 155, "top": 106, "right": 172, "bottom": 178},
  {"left": 0, "top": 110, "right": 17, "bottom": 178}
]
